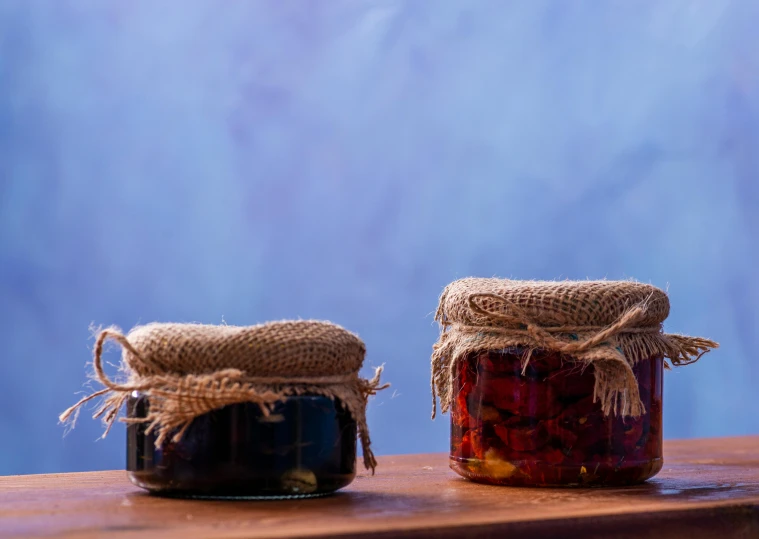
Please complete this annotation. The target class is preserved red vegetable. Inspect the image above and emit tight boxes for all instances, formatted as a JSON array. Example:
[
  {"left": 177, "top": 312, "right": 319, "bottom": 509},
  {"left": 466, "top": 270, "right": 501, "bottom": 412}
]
[{"left": 449, "top": 348, "right": 663, "bottom": 486}]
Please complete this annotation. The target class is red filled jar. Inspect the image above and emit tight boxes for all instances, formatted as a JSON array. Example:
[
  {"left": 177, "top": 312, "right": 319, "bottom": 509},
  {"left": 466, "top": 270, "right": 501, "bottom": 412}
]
[{"left": 432, "top": 278, "right": 717, "bottom": 487}]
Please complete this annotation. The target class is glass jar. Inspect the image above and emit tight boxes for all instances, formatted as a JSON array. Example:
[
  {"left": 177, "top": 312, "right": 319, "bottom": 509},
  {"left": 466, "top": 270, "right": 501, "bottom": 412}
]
[
  {"left": 449, "top": 348, "right": 663, "bottom": 487},
  {"left": 127, "top": 393, "right": 357, "bottom": 499}
]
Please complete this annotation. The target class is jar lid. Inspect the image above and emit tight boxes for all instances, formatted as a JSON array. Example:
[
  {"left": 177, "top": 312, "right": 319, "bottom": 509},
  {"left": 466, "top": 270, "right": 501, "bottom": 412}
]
[
  {"left": 437, "top": 278, "right": 670, "bottom": 329},
  {"left": 125, "top": 320, "right": 367, "bottom": 378}
]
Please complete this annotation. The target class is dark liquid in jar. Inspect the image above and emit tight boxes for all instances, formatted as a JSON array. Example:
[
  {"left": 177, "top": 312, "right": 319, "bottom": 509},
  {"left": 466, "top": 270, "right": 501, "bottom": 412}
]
[
  {"left": 127, "top": 394, "right": 357, "bottom": 498},
  {"left": 450, "top": 349, "right": 663, "bottom": 487}
]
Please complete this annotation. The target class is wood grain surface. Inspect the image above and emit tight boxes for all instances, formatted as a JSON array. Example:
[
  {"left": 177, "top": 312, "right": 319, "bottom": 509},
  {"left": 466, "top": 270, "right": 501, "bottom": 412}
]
[{"left": 1, "top": 436, "right": 758, "bottom": 539}]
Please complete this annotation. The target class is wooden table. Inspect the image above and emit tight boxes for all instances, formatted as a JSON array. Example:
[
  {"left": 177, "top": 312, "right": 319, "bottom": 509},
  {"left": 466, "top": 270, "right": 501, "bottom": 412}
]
[{"left": 1, "top": 436, "right": 758, "bottom": 539}]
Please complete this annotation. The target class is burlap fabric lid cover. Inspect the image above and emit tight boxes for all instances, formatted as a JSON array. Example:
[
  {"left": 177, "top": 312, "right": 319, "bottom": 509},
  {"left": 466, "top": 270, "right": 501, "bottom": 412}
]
[
  {"left": 431, "top": 278, "right": 718, "bottom": 419},
  {"left": 61, "top": 320, "right": 387, "bottom": 471}
]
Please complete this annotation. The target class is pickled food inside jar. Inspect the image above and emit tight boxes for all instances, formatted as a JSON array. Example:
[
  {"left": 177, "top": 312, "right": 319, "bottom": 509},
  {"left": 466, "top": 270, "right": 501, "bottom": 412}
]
[
  {"left": 127, "top": 395, "right": 357, "bottom": 498},
  {"left": 449, "top": 349, "right": 663, "bottom": 487}
]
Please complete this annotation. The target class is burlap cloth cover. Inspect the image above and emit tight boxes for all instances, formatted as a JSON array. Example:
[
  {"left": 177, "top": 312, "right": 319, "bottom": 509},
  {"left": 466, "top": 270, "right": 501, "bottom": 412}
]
[
  {"left": 431, "top": 278, "right": 718, "bottom": 419},
  {"left": 60, "top": 320, "right": 388, "bottom": 472}
]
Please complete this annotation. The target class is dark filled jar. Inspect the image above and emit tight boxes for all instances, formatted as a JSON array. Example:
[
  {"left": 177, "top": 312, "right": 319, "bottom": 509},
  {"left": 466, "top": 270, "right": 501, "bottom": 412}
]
[
  {"left": 449, "top": 349, "right": 662, "bottom": 486},
  {"left": 60, "top": 320, "right": 386, "bottom": 499},
  {"left": 127, "top": 393, "right": 357, "bottom": 499},
  {"left": 431, "top": 278, "right": 717, "bottom": 487}
]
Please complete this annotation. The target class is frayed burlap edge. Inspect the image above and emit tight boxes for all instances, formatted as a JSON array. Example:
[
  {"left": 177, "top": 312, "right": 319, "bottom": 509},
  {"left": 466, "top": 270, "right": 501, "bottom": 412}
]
[
  {"left": 431, "top": 288, "right": 718, "bottom": 420},
  {"left": 60, "top": 328, "right": 388, "bottom": 473}
]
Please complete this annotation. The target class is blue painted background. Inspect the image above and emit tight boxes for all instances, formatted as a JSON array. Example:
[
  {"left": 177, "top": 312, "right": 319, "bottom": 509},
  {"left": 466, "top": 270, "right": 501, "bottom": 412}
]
[{"left": 1, "top": 0, "right": 757, "bottom": 475}]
